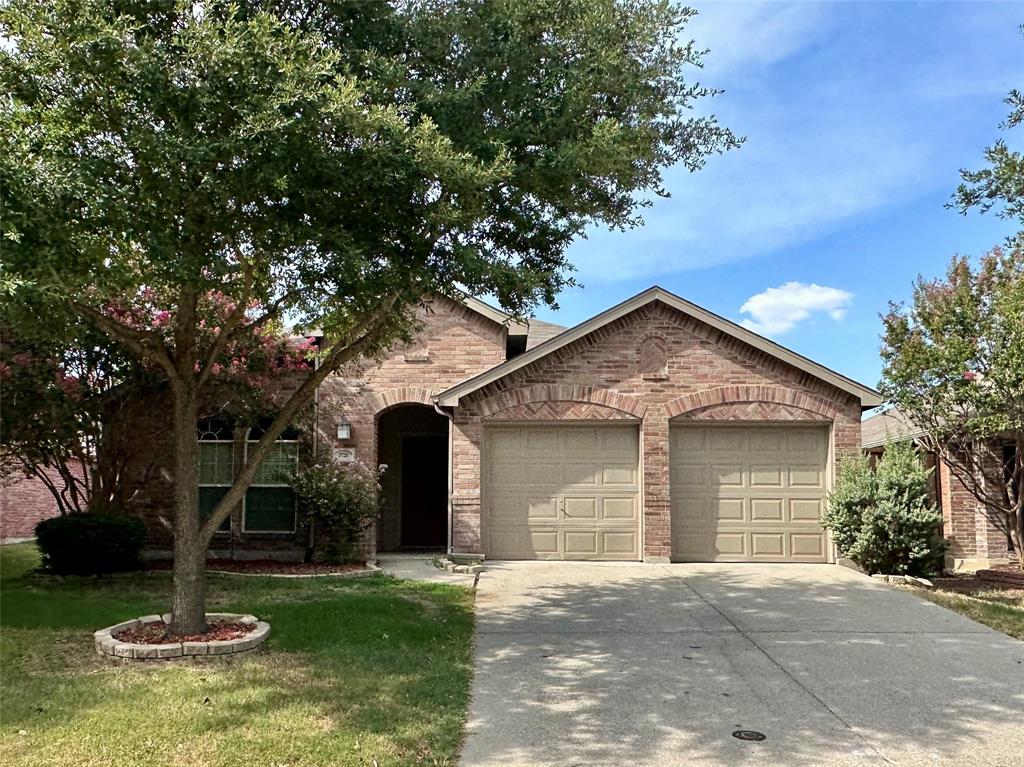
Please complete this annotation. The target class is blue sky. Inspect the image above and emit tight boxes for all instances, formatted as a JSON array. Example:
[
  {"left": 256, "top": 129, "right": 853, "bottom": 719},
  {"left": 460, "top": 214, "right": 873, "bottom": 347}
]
[{"left": 531, "top": 0, "right": 1022, "bottom": 391}]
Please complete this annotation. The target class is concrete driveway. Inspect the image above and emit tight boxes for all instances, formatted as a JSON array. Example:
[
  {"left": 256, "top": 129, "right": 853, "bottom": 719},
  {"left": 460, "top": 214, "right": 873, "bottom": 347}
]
[{"left": 460, "top": 562, "right": 1024, "bottom": 767}]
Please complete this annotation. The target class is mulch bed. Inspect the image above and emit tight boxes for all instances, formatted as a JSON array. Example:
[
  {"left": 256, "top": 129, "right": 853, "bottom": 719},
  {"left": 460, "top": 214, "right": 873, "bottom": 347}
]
[
  {"left": 976, "top": 567, "right": 1024, "bottom": 588},
  {"left": 115, "top": 620, "right": 255, "bottom": 644},
  {"left": 146, "top": 559, "right": 366, "bottom": 575}
]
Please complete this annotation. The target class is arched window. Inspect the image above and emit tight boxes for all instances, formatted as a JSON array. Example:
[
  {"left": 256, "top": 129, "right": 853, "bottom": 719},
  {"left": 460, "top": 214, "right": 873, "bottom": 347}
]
[{"left": 197, "top": 419, "right": 233, "bottom": 532}]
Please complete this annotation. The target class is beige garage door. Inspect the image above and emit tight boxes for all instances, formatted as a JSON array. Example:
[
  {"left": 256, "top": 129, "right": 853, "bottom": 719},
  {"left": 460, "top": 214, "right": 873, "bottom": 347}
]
[
  {"left": 483, "top": 424, "right": 640, "bottom": 560},
  {"left": 671, "top": 424, "right": 830, "bottom": 562}
]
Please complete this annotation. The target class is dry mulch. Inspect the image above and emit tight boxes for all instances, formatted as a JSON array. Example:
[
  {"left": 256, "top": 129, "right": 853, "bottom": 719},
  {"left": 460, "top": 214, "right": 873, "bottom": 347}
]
[
  {"left": 146, "top": 559, "right": 366, "bottom": 575},
  {"left": 115, "top": 620, "right": 255, "bottom": 644}
]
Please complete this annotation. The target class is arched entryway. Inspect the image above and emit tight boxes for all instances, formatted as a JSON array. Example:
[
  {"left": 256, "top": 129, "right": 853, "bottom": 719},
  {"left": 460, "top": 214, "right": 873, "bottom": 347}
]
[{"left": 376, "top": 404, "right": 449, "bottom": 551}]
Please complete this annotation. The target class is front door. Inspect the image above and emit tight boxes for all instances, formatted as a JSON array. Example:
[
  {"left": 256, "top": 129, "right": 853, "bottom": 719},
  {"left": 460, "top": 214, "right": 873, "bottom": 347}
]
[{"left": 400, "top": 434, "right": 448, "bottom": 548}]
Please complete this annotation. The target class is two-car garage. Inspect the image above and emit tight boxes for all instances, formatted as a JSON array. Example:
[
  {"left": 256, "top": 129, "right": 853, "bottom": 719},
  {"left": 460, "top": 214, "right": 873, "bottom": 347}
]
[{"left": 481, "top": 422, "right": 830, "bottom": 563}]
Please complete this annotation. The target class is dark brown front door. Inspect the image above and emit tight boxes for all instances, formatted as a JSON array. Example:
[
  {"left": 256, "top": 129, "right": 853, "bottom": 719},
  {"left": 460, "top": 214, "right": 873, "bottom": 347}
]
[{"left": 400, "top": 434, "right": 448, "bottom": 548}]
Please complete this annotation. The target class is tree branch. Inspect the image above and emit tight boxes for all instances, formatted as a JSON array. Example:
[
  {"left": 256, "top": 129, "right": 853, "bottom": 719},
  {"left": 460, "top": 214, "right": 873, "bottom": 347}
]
[{"left": 200, "top": 295, "right": 401, "bottom": 539}]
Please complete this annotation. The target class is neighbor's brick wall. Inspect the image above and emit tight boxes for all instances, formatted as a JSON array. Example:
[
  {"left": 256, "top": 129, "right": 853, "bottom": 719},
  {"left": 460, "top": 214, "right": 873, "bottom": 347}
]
[
  {"left": 0, "top": 466, "right": 81, "bottom": 540},
  {"left": 938, "top": 454, "right": 1012, "bottom": 566},
  {"left": 451, "top": 301, "right": 862, "bottom": 559}
]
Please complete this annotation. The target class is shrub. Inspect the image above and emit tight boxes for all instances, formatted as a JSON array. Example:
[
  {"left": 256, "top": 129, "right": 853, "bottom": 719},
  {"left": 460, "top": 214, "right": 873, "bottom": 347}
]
[
  {"left": 293, "top": 460, "right": 384, "bottom": 563},
  {"left": 35, "top": 513, "right": 147, "bottom": 575},
  {"left": 822, "top": 440, "right": 946, "bottom": 576}
]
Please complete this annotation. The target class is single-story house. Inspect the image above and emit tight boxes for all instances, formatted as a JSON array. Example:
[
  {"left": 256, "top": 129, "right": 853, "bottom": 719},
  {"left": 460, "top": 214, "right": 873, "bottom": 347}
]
[
  {"left": 124, "top": 286, "right": 886, "bottom": 564},
  {"left": 862, "top": 408, "right": 1015, "bottom": 572}
]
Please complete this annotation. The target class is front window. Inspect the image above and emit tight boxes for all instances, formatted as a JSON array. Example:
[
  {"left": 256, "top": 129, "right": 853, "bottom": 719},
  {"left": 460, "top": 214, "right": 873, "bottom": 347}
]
[
  {"left": 244, "top": 436, "right": 299, "bottom": 533},
  {"left": 198, "top": 420, "right": 232, "bottom": 532}
]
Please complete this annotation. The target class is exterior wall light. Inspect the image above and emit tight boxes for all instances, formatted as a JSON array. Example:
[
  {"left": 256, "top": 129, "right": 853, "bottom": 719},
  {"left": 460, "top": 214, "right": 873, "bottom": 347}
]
[{"left": 336, "top": 421, "right": 351, "bottom": 440}]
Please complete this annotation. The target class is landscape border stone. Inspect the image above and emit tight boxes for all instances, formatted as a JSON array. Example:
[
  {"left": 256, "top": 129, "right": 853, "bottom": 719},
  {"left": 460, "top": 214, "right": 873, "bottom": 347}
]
[{"left": 94, "top": 612, "right": 270, "bottom": 662}]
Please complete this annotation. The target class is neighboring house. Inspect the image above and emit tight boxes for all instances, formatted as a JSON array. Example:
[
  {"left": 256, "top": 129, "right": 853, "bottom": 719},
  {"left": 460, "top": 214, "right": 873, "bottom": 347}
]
[
  {"left": 0, "top": 466, "right": 78, "bottom": 542},
  {"left": 121, "top": 286, "right": 884, "bottom": 564},
  {"left": 862, "top": 408, "right": 1015, "bottom": 571}
]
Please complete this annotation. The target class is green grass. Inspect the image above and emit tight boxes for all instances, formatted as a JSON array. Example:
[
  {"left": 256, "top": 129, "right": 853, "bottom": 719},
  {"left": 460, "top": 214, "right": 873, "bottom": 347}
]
[
  {"left": 0, "top": 543, "right": 475, "bottom": 767},
  {"left": 908, "top": 585, "right": 1024, "bottom": 640}
]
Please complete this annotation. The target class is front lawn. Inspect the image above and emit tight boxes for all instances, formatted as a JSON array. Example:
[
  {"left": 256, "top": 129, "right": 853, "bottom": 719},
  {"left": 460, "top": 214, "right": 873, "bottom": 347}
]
[
  {"left": 902, "top": 577, "right": 1024, "bottom": 640},
  {"left": 0, "top": 543, "right": 474, "bottom": 767}
]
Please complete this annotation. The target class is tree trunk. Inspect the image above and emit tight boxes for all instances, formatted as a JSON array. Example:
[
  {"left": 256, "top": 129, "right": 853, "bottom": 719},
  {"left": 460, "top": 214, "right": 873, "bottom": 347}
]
[
  {"left": 1011, "top": 504, "right": 1024, "bottom": 572},
  {"left": 168, "top": 383, "right": 207, "bottom": 636}
]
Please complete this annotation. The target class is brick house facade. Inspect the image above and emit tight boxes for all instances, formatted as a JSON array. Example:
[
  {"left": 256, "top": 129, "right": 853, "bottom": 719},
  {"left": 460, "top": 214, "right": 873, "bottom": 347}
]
[{"left": 122, "top": 286, "right": 887, "bottom": 565}]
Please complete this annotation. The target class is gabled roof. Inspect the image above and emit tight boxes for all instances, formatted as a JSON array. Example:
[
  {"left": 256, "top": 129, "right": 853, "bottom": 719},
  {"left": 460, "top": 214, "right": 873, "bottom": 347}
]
[
  {"left": 436, "top": 286, "right": 884, "bottom": 408},
  {"left": 861, "top": 407, "right": 926, "bottom": 449}
]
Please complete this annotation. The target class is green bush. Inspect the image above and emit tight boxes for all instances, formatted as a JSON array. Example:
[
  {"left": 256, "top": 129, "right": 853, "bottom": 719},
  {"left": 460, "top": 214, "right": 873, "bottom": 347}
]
[
  {"left": 293, "top": 460, "right": 384, "bottom": 563},
  {"left": 822, "top": 440, "right": 946, "bottom": 575},
  {"left": 35, "top": 513, "right": 147, "bottom": 575}
]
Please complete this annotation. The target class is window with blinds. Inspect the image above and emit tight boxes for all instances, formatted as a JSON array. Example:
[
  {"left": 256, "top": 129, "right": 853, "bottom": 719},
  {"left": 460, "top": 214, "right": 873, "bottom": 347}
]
[
  {"left": 198, "top": 440, "right": 232, "bottom": 532},
  {"left": 243, "top": 441, "right": 299, "bottom": 533}
]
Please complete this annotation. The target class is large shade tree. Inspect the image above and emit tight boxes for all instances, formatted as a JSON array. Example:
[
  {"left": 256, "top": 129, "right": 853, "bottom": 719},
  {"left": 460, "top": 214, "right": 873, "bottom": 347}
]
[{"left": 0, "top": 0, "right": 739, "bottom": 633}]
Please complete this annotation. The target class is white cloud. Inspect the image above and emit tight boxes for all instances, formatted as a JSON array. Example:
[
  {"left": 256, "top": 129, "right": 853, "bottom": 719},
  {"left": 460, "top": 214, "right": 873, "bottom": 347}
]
[{"left": 739, "top": 282, "right": 853, "bottom": 335}]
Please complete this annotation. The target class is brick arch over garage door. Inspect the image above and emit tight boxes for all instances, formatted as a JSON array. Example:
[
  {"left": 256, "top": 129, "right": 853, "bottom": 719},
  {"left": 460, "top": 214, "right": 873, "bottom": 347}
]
[
  {"left": 475, "top": 384, "right": 647, "bottom": 419},
  {"left": 665, "top": 385, "right": 840, "bottom": 420}
]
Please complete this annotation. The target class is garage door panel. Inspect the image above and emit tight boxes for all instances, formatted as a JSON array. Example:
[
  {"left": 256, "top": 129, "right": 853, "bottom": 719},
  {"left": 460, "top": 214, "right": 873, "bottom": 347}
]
[
  {"left": 673, "top": 496, "right": 711, "bottom": 524},
  {"left": 672, "top": 464, "right": 706, "bottom": 487},
  {"left": 563, "top": 496, "right": 597, "bottom": 520},
  {"left": 790, "top": 498, "right": 823, "bottom": 521},
  {"left": 750, "top": 465, "right": 784, "bottom": 487},
  {"left": 602, "top": 530, "right": 638, "bottom": 556},
  {"left": 488, "top": 461, "right": 561, "bottom": 488},
  {"left": 671, "top": 424, "right": 829, "bottom": 563},
  {"left": 789, "top": 465, "right": 824, "bottom": 487},
  {"left": 602, "top": 464, "right": 637, "bottom": 486},
  {"left": 714, "top": 532, "right": 747, "bottom": 557},
  {"left": 751, "top": 533, "right": 785, "bottom": 557},
  {"left": 791, "top": 532, "right": 826, "bottom": 558},
  {"left": 713, "top": 464, "right": 745, "bottom": 487},
  {"left": 484, "top": 425, "right": 640, "bottom": 561},
  {"left": 715, "top": 497, "right": 745, "bottom": 521},
  {"left": 564, "top": 530, "right": 598, "bottom": 557},
  {"left": 562, "top": 462, "right": 600, "bottom": 486},
  {"left": 602, "top": 496, "right": 637, "bottom": 520},
  {"left": 750, "top": 498, "right": 784, "bottom": 521}
]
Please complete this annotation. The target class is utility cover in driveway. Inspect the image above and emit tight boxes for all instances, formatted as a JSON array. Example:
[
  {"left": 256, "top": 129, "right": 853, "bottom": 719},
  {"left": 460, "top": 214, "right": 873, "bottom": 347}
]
[
  {"left": 671, "top": 424, "right": 829, "bottom": 562},
  {"left": 483, "top": 424, "right": 640, "bottom": 560}
]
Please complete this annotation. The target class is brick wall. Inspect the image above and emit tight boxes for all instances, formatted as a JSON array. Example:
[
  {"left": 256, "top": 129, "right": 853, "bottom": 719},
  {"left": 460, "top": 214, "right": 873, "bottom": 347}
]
[
  {"left": 117, "top": 294, "right": 508, "bottom": 562},
  {"left": 452, "top": 301, "right": 863, "bottom": 560},
  {"left": 938, "top": 454, "right": 1013, "bottom": 569},
  {"left": 1, "top": 465, "right": 82, "bottom": 541}
]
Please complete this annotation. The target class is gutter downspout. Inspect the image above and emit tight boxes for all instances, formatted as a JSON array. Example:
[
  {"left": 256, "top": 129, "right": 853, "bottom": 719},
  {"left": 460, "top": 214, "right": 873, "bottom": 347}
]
[{"left": 434, "top": 401, "right": 455, "bottom": 555}]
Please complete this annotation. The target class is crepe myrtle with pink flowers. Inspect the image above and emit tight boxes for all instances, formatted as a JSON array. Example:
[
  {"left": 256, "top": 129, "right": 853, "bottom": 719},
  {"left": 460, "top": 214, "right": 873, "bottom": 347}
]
[
  {"left": 880, "top": 246, "right": 1024, "bottom": 565},
  {"left": 0, "top": 293, "right": 318, "bottom": 522}
]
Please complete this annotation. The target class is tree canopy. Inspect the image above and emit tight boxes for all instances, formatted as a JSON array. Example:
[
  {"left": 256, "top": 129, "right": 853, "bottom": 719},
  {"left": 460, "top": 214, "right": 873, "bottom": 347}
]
[{"left": 0, "top": 0, "right": 739, "bottom": 632}]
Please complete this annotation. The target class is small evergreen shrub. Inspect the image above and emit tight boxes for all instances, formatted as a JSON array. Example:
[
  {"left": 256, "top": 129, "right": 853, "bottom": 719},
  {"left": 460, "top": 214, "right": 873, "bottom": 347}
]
[
  {"left": 35, "top": 513, "right": 147, "bottom": 575},
  {"left": 293, "top": 460, "right": 384, "bottom": 563},
  {"left": 822, "top": 440, "right": 946, "bottom": 575}
]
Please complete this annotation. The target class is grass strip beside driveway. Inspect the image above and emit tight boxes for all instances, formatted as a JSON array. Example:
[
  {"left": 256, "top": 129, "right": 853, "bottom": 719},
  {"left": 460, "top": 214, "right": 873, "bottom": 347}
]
[
  {"left": 0, "top": 544, "right": 474, "bottom": 767},
  {"left": 903, "top": 584, "right": 1024, "bottom": 640}
]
